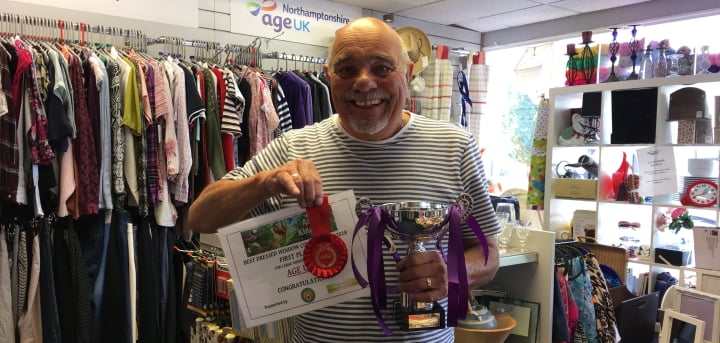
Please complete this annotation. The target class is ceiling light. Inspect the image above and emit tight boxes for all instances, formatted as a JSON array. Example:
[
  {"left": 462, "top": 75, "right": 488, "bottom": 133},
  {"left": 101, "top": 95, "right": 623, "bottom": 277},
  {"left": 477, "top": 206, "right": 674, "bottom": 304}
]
[{"left": 383, "top": 13, "right": 394, "bottom": 23}]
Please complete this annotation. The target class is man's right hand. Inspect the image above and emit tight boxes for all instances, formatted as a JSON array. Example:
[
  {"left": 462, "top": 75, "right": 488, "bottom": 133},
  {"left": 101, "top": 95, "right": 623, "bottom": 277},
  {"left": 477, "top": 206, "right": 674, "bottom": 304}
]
[{"left": 262, "top": 158, "right": 324, "bottom": 208}]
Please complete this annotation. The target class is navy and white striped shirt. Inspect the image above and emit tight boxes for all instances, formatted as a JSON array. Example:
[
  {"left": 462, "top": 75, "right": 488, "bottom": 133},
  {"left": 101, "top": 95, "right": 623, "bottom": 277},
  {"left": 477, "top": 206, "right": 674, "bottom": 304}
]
[{"left": 224, "top": 112, "right": 501, "bottom": 342}]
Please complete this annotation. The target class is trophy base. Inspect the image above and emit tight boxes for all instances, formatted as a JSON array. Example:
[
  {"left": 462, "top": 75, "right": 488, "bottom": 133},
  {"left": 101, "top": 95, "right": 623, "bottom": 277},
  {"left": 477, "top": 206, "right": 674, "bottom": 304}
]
[{"left": 393, "top": 301, "right": 446, "bottom": 331}]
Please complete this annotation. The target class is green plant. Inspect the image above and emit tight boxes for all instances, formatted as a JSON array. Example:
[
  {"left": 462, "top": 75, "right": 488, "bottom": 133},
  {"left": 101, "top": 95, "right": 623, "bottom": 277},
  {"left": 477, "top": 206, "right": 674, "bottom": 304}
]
[{"left": 668, "top": 208, "right": 694, "bottom": 234}]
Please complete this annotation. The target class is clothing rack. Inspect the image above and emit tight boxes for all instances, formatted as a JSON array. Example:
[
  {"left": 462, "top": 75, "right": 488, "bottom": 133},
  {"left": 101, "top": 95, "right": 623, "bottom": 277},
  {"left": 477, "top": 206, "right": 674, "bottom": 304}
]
[
  {"left": 146, "top": 36, "right": 327, "bottom": 71},
  {"left": 0, "top": 12, "right": 148, "bottom": 51}
]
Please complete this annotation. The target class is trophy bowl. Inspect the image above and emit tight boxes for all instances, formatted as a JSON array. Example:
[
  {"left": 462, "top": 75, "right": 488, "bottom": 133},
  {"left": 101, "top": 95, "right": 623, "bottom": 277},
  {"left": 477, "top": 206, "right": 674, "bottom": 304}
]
[
  {"left": 355, "top": 194, "right": 473, "bottom": 331},
  {"left": 379, "top": 200, "right": 450, "bottom": 242}
]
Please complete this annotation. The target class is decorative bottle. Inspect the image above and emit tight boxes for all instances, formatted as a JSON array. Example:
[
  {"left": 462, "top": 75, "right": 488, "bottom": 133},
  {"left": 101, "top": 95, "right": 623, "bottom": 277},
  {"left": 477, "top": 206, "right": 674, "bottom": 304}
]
[
  {"left": 696, "top": 45, "right": 711, "bottom": 74},
  {"left": 640, "top": 45, "right": 653, "bottom": 79},
  {"left": 654, "top": 43, "right": 668, "bottom": 78}
]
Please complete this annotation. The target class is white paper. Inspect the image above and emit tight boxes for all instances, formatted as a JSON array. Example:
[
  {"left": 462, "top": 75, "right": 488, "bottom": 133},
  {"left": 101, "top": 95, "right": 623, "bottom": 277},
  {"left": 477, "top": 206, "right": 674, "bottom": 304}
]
[
  {"left": 217, "top": 189, "right": 369, "bottom": 329},
  {"left": 636, "top": 147, "right": 678, "bottom": 196}
]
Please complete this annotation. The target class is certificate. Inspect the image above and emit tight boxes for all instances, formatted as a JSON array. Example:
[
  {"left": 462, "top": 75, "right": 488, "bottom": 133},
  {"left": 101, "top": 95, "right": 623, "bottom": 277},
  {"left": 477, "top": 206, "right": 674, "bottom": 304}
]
[
  {"left": 217, "top": 189, "right": 369, "bottom": 329},
  {"left": 636, "top": 146, "right": 678, "bottom": 196}
]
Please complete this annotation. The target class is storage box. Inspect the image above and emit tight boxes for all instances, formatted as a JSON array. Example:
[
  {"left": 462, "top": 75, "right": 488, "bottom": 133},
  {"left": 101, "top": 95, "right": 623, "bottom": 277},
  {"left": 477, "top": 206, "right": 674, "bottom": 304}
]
[
  {"left": 693, "top": 227, "right": 720, "bottom": 271},
  {"left": 654, "top": 247, "right": 692, "bottom": 266},
  {"left": 553, "top": 178, "right": 597, "bottom": 200}
]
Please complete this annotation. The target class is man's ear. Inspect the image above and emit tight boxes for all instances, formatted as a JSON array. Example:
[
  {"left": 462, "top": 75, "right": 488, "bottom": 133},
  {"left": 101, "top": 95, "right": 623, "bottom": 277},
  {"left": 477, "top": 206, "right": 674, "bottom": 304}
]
[
  {"left": 405, "top": 62, "right": 414, "bottom": 81},
  {"left": 323, "top": 64, "right": 330, "bottom": 76}
]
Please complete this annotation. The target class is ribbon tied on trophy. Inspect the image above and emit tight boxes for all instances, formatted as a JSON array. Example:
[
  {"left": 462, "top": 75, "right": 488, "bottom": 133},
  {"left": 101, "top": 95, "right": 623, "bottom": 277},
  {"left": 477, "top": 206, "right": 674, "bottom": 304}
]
[{"left": 350, "top": 193, "right": 489, "bottom": 335}]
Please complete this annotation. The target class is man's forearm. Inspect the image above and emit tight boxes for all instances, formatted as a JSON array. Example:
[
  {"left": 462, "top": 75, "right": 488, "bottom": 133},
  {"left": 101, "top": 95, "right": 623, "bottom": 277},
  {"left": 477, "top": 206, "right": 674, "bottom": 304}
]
[
  {"left": 187, "top": 172, "right": 270, "bottom": 233},
  {"left": 464, "top": 236, "right": 500, "bottom": 289}
]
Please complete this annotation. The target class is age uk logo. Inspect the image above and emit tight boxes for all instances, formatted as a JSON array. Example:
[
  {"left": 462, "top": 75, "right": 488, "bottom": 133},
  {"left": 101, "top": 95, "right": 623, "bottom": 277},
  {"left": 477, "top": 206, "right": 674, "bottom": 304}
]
[{"left": 247, "top": 0, "right": 277, "bottom": 16}]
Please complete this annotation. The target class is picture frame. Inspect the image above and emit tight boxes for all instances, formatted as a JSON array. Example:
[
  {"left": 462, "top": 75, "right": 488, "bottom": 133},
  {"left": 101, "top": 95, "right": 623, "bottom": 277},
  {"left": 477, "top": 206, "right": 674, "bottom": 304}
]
[
  {"left": 660, "top": 309, "right": 706, "bottom": 343},
  {"left": 671, "top": 287, "right": 720, "bottom": 343},
  {"left": 696, "top": 269, "right": 720, "bottom": 297},
  {"left": 488, "top": 298, "right": 540, "bottom": 343}
]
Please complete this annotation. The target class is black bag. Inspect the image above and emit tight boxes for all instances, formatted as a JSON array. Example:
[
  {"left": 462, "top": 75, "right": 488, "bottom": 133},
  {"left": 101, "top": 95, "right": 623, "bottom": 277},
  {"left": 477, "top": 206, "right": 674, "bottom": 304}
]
[
  {"left": 654, "top": 272, "right": 678, "bottom": 306},
  {"left": 490, "top": 196, "right": 519, "bottom": 220}
]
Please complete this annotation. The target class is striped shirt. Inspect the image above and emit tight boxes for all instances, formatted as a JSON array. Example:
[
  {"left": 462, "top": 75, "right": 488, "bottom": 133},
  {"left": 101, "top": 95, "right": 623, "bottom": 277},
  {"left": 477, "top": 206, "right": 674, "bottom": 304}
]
[{"left": 224, "top": 112, "right": 501, "bottom": 342}]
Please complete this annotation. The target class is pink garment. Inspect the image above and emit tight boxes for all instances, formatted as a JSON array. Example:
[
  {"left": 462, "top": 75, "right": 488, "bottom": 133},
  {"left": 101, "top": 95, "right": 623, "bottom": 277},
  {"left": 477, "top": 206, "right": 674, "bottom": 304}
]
[
  {"left": 558, "top": 272, "right": 579, "bottom": 341},
  {"left": 169, "top": 63, "right": 192, "bottom": 204},
  {"left": 243, "top": 68, "right": 279, "bottom": 159},
  {"left": 57, "top": 137, "right": 76, "bottom": 217},
  {"left": 156, "top": 62, "right": 179, "bottom": 178}
]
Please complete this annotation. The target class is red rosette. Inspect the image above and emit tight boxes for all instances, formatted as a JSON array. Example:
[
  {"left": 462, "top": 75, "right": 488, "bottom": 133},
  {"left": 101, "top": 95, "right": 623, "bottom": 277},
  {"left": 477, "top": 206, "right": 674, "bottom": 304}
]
[
  {"left": 303, "top": 234, "right": 348, "bottom": 278},
  {"left": 303, "top": 195, "right": 348, "bottom": 278}
]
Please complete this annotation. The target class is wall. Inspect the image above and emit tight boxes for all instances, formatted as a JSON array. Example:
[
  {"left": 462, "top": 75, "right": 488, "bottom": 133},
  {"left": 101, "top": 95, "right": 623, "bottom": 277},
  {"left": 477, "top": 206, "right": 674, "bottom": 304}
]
[
  {"left": 1, "top": 0, "right": 482, "bottom": 63},
  {"left": 363, "top": 9, "right": 481, "bottom": 53}
]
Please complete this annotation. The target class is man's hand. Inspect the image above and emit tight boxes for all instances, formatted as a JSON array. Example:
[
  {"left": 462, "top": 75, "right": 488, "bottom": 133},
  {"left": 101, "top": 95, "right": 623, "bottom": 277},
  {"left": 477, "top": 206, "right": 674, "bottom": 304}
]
[
  {"left": 262, "top": 158, "right": 324, "bottom": 208},
  {"left": 396, "top": 251, "right": 448, "bottom": 303}
]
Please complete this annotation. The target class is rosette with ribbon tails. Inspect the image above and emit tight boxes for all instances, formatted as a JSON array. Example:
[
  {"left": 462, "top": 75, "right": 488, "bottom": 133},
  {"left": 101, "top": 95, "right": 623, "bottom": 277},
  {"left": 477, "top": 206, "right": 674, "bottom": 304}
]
[
  {"left": 351, "top": 193, "right": 489, "bottom": 335},
  {"left": 304, "top": 195, "right": 348, "bottom": 278}
]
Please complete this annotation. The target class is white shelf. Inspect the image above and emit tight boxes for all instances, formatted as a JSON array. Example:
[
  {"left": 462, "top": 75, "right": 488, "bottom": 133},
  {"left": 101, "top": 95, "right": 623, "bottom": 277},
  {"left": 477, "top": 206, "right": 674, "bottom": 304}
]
[
  {"left": 499, "top": 250, "right": 538, "bottom": 267},
  {"left": 550, "top": 73, "right": 720, "bottom": 97},
  {"left": 544, "top": 72, "right": 720, "bottom": 293}
]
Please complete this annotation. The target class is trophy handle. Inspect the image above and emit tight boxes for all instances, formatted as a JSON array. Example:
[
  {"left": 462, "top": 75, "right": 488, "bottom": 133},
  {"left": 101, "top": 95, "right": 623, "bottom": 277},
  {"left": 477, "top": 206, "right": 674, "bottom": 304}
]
[
  {"left": 356, "top": 197, "right": 373, "bottom": 214},
  {"left": 456, "top": 193, "right": 473, "bottom": 220}
]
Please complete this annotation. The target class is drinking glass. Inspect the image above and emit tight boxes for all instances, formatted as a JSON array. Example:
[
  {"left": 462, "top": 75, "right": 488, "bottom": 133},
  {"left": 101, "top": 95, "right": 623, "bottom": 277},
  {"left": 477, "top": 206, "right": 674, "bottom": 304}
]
[
  {"left": 667, "top": 54, "right": 682, "bottom": 76},
  {"left": 514, "top": 221, "right": 532, "bottom": 252},
  {"left": 498, "top": 220, "right": 514, "bottom": 252},
  {"left": 495, "top": 212, "right": 511, "bottom": 251}
]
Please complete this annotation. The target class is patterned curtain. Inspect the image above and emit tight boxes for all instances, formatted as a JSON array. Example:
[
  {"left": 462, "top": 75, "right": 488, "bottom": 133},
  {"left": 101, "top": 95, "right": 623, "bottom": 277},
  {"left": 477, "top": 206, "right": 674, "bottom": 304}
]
[
  {"left": 417, "top": 45, "right": 453, "bottom": 121},
  {"left": 527, "top": 98, "right": 549, "bottom": 210},
  {"left": 467, "top": 53, "right": 488, "bottom": 139}
]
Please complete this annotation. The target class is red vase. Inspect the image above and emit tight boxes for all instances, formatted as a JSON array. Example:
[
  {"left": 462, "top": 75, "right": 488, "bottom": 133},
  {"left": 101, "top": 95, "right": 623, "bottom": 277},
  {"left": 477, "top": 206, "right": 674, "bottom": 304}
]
[{"left": 611, "top": 152, "right": 631, "bottom": 200}]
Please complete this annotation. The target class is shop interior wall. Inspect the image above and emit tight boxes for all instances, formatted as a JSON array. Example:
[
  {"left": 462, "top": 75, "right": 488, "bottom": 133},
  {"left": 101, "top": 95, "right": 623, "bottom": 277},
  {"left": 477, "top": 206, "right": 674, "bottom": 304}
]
[{"left": 1, "top": 0, "right": 483, "bottom": 65}]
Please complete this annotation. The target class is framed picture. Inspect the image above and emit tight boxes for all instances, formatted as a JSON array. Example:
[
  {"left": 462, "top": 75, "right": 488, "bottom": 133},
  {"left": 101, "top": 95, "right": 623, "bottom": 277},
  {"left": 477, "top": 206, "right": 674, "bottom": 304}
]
[
  {"left": 488, "top": 298, "right": 539, "bottom": 343},
  {"left": 660, "top": 309, "right": 705, "bottom": 343},
  {"left": 671, "top": 287, "right": 720, "bottom": 343},
  {"left": 696, "top": 269, "right": 720, "bottom": 297}
]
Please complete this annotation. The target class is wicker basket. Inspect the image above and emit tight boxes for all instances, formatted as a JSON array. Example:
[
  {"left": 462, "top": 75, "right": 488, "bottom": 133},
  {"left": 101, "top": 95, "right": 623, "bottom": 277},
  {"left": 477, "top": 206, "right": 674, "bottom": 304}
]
[{"left": 576, "top": 236, "right": 629, "bottom": 285}]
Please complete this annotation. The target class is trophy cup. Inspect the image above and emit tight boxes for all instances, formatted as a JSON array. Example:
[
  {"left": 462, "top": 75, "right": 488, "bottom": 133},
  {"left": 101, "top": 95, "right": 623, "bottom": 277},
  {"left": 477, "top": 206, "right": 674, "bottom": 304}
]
[{"left": 355, "top": 194, "right": 472, "bottom": 331}]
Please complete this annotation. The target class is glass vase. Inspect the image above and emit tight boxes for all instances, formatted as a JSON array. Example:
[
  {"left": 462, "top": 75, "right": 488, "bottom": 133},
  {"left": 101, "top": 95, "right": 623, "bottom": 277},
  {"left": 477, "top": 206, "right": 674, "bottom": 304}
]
[
  {"left": 640, "top": 46, "right": 653, "bottom": 79},
  {"left": 654, "top": 46, "right": 667, "bottom": 78}
]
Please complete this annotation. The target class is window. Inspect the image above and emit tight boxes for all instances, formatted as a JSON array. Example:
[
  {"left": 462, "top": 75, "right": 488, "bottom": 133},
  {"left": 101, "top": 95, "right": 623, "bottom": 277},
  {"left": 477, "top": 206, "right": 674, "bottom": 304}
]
[{"left": 480, "top": 14, "right": 720, "bottom": 197}]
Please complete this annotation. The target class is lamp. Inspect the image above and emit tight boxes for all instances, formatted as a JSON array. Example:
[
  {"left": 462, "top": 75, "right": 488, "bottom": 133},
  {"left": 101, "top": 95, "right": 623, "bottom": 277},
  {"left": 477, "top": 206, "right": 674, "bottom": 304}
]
[{"left": 383, "top": 13, "right": 394, "bottom": 23}]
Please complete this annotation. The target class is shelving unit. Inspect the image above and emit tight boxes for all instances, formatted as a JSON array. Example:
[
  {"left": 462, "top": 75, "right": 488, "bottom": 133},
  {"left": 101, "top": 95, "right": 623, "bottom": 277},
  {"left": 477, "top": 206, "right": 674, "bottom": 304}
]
[
  {"left": 544, "top": 73, "right": 720, "bottom": 293},
  {"left": 491, "top": 229, "right": 555, "bottom": 343}
]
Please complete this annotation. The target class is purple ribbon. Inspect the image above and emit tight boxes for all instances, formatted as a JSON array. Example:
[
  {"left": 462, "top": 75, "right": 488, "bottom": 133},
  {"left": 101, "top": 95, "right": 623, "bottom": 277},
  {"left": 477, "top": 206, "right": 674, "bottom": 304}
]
[
  {"left": 440, "top": 204, "right": 490, "bottom": 327},
  {"left": 351, "top": 207, "right": 393, "bottom": 335},
  {"left": 350, "top": 203, "right": 490, "bottom": 334}
]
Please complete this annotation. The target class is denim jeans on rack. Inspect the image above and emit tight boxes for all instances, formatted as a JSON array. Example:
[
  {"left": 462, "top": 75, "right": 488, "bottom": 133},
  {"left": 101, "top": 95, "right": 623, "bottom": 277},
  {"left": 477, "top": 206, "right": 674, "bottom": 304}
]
[
  {"left": 40, "top": 219, "right": 62, "bottom": 343},
  {"left": 99, "top": 210, "right": 131, "bottom": 343},
  {"left": 76, "top": 212, "right": 112, "bottom": 342}
]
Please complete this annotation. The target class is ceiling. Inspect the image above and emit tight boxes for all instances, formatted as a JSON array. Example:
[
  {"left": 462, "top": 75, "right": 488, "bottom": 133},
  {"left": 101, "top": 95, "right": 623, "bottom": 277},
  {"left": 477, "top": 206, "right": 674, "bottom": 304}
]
[{"left": 330, "top": 0, "right": 651, "bottom": 33}]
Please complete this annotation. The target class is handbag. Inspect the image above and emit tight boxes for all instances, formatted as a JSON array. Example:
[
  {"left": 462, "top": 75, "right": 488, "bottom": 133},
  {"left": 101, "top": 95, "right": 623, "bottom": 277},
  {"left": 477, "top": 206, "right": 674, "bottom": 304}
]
[{"left": 654, "top": 271, "right": 678, "bottom": 306}]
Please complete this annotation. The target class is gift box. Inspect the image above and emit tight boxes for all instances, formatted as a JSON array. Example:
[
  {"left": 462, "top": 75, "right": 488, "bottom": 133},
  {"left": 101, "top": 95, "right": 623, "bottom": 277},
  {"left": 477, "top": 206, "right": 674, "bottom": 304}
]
[
  {"left": 553, "top": 178, "right": 597, "bottom": 200},
  {"left": 654, "top": 247, "right": 692, "bottom": 266}
]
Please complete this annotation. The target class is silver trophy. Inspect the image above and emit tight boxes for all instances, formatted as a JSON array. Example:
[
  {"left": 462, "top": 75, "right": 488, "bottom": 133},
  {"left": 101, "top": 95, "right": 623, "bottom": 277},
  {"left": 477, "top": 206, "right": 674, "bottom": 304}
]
[{"left": 356, "top": 193, "right": 472, "bottom": 331}]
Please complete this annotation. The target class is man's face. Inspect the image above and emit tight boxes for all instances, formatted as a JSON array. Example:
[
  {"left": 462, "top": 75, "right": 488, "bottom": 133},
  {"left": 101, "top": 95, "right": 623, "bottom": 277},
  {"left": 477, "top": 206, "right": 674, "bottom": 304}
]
[{"left": 325, "top": 20, "right": 412, "bottom": 140}]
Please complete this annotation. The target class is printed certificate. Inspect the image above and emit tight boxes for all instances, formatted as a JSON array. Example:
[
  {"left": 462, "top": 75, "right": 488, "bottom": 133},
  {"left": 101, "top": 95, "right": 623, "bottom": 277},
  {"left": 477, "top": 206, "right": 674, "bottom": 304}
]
[
  {"left": 636, "top": 146, "right": 678, "bottom": 196},
  {"left": 217, "top": 189, "right": 369, "bottom": 329}
]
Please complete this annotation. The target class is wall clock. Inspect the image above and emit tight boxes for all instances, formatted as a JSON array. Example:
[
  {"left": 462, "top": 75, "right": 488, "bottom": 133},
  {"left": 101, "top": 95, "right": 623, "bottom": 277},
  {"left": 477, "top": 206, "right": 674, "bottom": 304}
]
[{"left": 680, "top": 179, "right": 718, "bottom": 207}]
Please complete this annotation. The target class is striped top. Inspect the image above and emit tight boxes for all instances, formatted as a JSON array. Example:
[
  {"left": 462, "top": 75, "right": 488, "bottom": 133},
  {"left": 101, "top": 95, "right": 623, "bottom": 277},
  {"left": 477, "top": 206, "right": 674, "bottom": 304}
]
[{"left": 224, "top": 112, "right": 501, "bottom": 342}]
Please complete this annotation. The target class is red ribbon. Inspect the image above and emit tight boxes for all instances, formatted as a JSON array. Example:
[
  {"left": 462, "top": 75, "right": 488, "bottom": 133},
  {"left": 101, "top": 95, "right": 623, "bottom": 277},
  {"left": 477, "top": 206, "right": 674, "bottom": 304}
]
[{"left": 303, "top": 195, "right": 348, "bottom": 278}]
